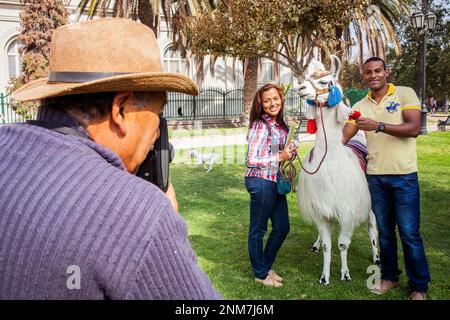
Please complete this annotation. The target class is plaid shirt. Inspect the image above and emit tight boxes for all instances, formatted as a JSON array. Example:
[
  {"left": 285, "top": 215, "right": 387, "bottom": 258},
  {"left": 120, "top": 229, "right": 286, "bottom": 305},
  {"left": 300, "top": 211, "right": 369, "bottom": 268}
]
[{"left": 245, "top": 114, "right": 288, "bottom": 182}]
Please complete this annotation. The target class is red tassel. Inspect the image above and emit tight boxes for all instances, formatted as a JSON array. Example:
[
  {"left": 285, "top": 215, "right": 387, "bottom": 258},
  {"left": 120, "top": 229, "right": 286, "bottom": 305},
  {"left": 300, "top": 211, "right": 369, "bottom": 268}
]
[
  {"left": 349, "top": 111, "right": 361, "bottom": 120},
  {"left": 307, "top": 119, "right": 317, "bottom": 134}
]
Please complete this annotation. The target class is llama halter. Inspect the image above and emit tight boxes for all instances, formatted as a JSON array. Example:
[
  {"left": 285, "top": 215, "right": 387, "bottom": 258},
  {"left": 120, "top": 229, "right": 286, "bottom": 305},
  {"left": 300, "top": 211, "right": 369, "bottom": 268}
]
[
  {"left": 306, "top": 83, "right": 342, "bottom": 108},
  {"left": 304, "top": 70, "right": 343, "bottom": 108}
]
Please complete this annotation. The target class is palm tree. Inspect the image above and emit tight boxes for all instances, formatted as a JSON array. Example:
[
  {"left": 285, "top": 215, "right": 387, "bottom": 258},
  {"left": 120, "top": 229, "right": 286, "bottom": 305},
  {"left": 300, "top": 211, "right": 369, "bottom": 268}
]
[
  {"left": 74, "top": 0, "right": 217, "bottom": 39},
  {"left": 342, "top": 0, "right": 412, "bottom": 70},
  {"left": 74, "top": 0, "right": 218, "bottom": 91},
  {"left": 75, "top": 0, "right": 260, "bottom": 121}
]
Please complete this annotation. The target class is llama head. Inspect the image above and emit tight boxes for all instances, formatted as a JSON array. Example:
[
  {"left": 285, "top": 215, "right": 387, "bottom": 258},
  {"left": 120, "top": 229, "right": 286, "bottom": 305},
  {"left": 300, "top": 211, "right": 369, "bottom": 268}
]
[
  {"left": 299, "top": 56, "right": 352, "bottom": 124},
  {"left": 298, "top": 55, "right": 341, "bottom": 104}
]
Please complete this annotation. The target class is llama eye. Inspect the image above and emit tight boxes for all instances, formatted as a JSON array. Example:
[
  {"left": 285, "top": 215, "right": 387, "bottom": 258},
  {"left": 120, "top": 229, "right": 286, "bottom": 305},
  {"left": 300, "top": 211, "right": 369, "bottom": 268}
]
[{"left": 319, "top": 80, "right": 328, "bottom": 85}]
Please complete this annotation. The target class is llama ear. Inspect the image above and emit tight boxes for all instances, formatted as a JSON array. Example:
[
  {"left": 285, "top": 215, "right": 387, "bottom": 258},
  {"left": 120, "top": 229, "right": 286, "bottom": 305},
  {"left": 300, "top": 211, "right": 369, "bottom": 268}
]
[{"left": 330, "top": 55, "right": 341, "bottom": 79}]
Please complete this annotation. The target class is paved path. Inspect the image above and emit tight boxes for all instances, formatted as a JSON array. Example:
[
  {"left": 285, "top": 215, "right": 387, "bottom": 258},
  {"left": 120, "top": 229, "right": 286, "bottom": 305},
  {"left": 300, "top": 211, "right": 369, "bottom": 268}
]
[
  {"left": 426, "top": 114, "right": 448, "bottom": 132},
  {"left": 171, "top": 114, "right": 445, "bottom": 150},
  {"left": 171, "top": 133, "right": 316, "bottom": 150}
]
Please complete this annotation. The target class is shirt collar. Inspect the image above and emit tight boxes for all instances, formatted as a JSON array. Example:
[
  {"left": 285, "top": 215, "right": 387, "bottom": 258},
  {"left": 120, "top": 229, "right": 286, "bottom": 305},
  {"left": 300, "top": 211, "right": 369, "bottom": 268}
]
[
  {"left": 367, "top": 83, "right": 395, "bottom": 100},
  {"left": 37, "top": 104, "right": 91, "bottom": 139},
  {"left": 262, "top": 113, "right": 287, "bottom": 133},
  {"left": 262, "top": 113, "right": 275, "bottom": 125},
  {"left": 36, "top": 104, "right": 126, "bottom": 170}
]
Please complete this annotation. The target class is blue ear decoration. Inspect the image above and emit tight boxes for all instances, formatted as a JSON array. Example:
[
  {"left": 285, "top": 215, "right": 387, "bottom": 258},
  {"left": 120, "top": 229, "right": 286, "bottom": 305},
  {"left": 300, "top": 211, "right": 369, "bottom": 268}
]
[
  {"left": 306, "top": 99, "right": 315, "bottom": 106},
  {"left": 327, "top": 85, "right": 342, "bottom": 107}
]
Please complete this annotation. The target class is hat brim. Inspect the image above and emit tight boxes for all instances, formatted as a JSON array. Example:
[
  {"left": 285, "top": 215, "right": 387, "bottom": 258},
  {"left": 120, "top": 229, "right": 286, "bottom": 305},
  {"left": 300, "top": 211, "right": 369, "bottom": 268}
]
[{"left": 10, "top": 72, "right": 199, "bottom": 101}]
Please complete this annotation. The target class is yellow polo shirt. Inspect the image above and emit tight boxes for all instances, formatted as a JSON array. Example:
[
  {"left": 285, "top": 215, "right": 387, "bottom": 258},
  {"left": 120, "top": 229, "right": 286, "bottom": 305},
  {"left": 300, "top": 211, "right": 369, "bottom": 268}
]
[{"left": 348, "top": 84, "right": 421, "bottom": 175}]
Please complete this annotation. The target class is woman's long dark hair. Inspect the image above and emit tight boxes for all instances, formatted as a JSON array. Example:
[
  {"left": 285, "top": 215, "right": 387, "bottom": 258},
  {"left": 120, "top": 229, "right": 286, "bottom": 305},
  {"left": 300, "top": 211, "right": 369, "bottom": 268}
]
[{"left": 248, "top": 83, "right": 289, "bottom": 131}]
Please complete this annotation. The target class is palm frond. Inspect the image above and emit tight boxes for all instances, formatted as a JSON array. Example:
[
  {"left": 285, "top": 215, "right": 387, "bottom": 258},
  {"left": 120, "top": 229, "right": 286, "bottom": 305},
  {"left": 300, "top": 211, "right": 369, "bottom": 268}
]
[
  {"left": 99, "top": 0, "right": 111, "bottom": 17},
  {"left": 150, "top": 0, "right": 160, "bottom": 15},
  {"left": 88, "top": 0, "right": 100, "bottom": 16},
  {"left": 75, "top": 0, "right": 92, "bottom": 20}
]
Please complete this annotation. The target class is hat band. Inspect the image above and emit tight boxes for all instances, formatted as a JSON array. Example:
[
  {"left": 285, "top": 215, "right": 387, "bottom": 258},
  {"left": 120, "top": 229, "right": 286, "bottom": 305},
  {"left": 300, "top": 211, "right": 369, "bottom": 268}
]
[{"left": 48, "top": 71, "right": 130, "bottom": 83}]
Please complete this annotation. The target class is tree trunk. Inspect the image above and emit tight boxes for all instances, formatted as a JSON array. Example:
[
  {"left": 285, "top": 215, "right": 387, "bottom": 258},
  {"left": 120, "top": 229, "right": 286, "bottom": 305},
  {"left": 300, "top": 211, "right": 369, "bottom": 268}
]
[
  {"left": 243, "top": 57, "right": 258, "bottom": 123},
  {"left": 138, "top": 0, "right": 158, "bottom": 36},
  {"left": 335, "top": 27, "right": 343, "bottom": 56}
]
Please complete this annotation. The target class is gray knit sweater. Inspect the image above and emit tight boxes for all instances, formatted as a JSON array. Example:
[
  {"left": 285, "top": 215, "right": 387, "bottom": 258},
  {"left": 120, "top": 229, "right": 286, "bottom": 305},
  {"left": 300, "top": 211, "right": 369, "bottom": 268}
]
[{"left": 0, "top": 106, "right": 221, "bottom": 300}]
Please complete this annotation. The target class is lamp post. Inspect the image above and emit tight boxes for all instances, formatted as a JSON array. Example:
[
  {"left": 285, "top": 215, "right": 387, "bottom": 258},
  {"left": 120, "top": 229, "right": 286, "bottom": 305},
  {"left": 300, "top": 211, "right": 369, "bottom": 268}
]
[{"left": 411, "top": 5, "right": 436, "bottom": 135}]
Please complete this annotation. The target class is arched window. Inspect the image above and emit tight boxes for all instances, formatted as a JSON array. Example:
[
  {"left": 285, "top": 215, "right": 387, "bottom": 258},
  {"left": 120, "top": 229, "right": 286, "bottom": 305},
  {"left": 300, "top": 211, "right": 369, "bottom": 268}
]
[
  {"left": 260, "top": 58, "right": 275, "bottom": 83},
  {"left": 163, "top": 46, "right": 186, "bottom": 74},
  {"left": 7, "top": 38, "right": 22, "bottom": 79}
]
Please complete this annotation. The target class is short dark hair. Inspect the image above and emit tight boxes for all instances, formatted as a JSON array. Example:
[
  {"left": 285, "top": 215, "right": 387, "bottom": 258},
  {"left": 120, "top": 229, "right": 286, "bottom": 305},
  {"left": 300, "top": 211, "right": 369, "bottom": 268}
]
[
  {"left": 363, "top": 57, "right": 386, "bottom": 70},
  {"left": 40, "top": 91, "right": 160, "bottom": 127},
  {"left": 41, "top": 92, "right": 117, "bottom": 121}
]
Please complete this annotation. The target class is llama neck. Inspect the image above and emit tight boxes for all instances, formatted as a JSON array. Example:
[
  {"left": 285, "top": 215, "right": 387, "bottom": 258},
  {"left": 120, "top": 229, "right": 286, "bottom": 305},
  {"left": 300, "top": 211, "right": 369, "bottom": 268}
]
[{"left": 314, "top": 110, "right": 344, "bottom": 151}]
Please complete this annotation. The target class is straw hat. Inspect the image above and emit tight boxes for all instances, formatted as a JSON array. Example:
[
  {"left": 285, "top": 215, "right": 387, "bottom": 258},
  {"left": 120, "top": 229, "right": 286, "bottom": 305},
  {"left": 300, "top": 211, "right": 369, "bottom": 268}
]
[{"left": 11, "top": 18, "right": 199, "bottom": 101}]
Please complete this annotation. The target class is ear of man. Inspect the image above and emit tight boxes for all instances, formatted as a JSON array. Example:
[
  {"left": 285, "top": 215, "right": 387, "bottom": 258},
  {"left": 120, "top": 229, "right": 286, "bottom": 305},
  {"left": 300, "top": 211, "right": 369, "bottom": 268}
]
[{"left": 110, "top": 91, "right": 133, "bottom": 138}]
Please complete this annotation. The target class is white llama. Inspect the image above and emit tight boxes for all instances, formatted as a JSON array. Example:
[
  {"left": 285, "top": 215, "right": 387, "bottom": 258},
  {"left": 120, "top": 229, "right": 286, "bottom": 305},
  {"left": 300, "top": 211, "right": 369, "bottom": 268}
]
[{"left": 297, "top": 55, "right": 379, "bottom": 285}]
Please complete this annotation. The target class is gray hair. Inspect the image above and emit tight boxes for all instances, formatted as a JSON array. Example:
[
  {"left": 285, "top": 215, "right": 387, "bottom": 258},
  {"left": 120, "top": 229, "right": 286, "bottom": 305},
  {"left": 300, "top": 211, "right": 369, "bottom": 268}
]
[{"left": 40, "top": 91, "right": 160, "bottom": 127}]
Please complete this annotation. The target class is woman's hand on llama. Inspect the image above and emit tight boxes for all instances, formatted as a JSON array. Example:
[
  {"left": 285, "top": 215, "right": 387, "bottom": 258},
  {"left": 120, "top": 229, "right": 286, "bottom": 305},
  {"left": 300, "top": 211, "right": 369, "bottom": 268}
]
[{"left": 356, "top": 117, "right": 379, "bottom": 131}]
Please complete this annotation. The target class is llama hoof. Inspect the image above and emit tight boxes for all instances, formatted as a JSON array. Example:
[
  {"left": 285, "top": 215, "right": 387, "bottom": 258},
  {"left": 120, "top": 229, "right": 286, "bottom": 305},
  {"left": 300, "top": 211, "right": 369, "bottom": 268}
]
[
  {"left": 341, "top": 272, "right": 352, "bottom": 282},
  {"left": 374, "top": 256, "right": 381, "bottom": 266},
  {"left": 310, "top": 245, "right": 320, "bottom": 253},
  {"left": 319, "top": 275, "right": 329, "bottom": 285}
]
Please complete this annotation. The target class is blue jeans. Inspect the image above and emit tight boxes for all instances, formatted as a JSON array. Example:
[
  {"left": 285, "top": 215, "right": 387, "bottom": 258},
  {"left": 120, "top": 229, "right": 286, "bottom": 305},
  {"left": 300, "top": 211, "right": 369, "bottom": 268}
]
[
  {"left": 245, "top": 177, "right": 290, "bottom": 279},
  {"left": 367, "top": 172, "right": 431, "bottom": 293}
]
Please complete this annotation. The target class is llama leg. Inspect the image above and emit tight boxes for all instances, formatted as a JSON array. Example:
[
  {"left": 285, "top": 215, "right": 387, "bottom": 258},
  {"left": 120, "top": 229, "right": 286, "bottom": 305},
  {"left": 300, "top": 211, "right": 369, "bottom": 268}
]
[
  {"left": 310, "top": 233, "right": 322, "bottom": 253},
  {"left": 368, "top": 211, "right": 380, "bottom": 265},
  {"left": 338, "top": 224, "right": 354, "bottom": 282},
  {"left": 317, "top": 220, "right": 332, "bottom": 285}
]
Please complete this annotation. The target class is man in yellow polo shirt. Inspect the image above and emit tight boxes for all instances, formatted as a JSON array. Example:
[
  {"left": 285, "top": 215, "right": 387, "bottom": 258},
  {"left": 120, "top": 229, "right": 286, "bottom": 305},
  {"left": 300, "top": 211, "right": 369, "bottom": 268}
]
[{"left": 343, "top": 57, "right": 430, "bottom": 300}]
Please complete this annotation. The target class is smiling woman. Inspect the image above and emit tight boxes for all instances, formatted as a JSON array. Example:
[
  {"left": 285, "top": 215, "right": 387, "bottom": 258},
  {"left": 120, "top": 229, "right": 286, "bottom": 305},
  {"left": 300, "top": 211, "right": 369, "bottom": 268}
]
[{"left": 244, "top": 83, "right": 296, "bottom": 287}]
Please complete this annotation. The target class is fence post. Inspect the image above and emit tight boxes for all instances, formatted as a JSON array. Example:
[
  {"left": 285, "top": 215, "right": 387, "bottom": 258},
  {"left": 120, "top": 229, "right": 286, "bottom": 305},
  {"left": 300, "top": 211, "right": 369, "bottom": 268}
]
[
  {"left": 0, "top": 93, "right": 5, "bottom": 124},
  {"left": 193, "top": 95, "right": 196, "bottom": 120},
  {"left": 223, "top": 90, "right": 226, "bottom": 119}
]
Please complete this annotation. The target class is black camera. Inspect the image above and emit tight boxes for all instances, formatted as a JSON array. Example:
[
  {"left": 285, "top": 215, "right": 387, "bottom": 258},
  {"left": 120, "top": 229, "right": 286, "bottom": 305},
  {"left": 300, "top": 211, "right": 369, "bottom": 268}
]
[{"left": 136, "top": 116, "right": 174, "bottom": 192}]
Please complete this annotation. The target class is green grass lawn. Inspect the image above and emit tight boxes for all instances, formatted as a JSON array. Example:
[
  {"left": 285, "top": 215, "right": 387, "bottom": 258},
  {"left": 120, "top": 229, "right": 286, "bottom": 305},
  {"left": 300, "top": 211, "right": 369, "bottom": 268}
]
[{"left": 170, "top": 132, "right": 450, "bottom": 300}]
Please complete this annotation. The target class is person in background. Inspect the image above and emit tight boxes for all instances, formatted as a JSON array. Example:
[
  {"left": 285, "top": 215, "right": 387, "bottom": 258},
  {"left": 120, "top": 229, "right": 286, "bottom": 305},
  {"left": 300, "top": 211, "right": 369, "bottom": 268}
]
[
  {"left": 429, "top": 97, "right": 437, "bottom": 115},
  {"left": 444, "top": 94, "right": 449, "bottom": 115}
]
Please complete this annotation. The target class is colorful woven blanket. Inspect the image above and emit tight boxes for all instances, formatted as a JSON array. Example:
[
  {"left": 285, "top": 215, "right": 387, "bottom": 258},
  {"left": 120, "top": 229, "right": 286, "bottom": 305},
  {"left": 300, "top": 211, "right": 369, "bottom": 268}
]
[{"left": 346, "top": 140, "right": 368, "bottom": 173}]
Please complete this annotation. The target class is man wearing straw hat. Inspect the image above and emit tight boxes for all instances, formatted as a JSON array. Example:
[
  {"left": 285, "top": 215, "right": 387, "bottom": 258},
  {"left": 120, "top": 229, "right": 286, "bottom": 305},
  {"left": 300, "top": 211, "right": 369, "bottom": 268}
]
[{"left": 0, "top": 18, "right": 221, "bottom": 299}]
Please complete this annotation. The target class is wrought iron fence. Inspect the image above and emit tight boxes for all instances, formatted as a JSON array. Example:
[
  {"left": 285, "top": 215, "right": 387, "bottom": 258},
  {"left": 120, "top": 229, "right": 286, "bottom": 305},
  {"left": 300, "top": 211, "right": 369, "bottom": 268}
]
[
  {"left": 0, "top": 93, "right": 37, "bottom": 124},
  {"left": 1, "top": 86, "right": 373, "bottom": 125},
  {"left": 164, "top": 87, "right": 305, "bottom": 120},
  {"left": 284, "top": 89, "right": 304, "bottom": 117},
  {"left": 164, "top": 88, "right": 244, "bottom": 119}
]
